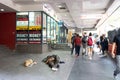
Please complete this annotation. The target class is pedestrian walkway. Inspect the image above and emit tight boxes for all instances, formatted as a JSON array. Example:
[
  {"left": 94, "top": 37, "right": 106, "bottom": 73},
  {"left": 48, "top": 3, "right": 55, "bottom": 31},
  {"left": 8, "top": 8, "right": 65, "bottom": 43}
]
[
  {"left": 68, "top": 53, "right": 116, "bottom": 80},
  {"left": 0, "top": 48, "right": 119, "bottom": 80},
  {"left": 0, "top": 50, "right": 75, "bottom": 80}
]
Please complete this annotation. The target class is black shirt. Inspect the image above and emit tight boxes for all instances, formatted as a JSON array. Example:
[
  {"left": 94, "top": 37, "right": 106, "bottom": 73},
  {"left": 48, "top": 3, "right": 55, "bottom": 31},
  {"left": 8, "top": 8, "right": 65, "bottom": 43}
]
[{"left": 113, "top": 35, "right": 120, "bottom": 55}]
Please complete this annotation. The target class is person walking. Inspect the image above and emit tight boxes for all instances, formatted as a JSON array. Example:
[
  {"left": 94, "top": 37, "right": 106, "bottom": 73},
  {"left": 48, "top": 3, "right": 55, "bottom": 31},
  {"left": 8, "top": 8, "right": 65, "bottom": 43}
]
[
  {"left": 74, "top": 34, "right": 82, "bottom": 57},
  {"left": 111, "top": 29, "right": 120, "bottom": 79},
  {"left": 100, "top": 34, "right": 108, "bottom": 56},
  {"left": 87, "top": 32, "right": 94, "bottom": 60},
  {"left": 82, "top": 32, "right": 88, "bottom": 56},
  {"left": 71, "top": 33, "right": 76, "bottom": 55}
]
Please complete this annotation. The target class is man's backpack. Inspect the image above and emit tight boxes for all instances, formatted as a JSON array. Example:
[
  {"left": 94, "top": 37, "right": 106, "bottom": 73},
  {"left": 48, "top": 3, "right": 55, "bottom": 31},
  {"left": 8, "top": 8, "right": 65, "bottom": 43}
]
[
  {"left": 74, "top": 37, "right": 81, "bottom": 46},
  {"left": 82, "top": 36, "right": 87, "bottom": 43},
  {"left": 87, "top": 37, "right": 93, "bottom": 46}
]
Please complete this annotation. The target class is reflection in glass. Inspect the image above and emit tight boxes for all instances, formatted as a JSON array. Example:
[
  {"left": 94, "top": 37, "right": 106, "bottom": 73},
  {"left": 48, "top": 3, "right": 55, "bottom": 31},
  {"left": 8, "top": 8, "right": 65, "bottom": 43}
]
[
  {"left": 43, "top": 13, "right": 47, "bottom": 43},
  {"left": 47, "top": 16, "right": 51, "bottom": 42}
]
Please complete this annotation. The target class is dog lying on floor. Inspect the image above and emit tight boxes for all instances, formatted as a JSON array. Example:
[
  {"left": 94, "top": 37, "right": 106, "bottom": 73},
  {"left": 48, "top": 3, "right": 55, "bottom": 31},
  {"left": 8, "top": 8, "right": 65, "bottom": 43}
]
[
  {"left": 24, "top": 59, "right": 37, "bottom": 67},
  {"left": 42, "top": 54, "right": 65, "bottom": 71}
]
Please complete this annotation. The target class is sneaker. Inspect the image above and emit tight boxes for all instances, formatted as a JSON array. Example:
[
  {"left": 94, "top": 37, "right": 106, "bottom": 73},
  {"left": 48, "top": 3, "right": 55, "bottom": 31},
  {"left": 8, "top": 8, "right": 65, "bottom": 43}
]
[
  {"left": 82, "top": 53, "right": 85, "bottom": 56},
  {"left": 89, "top": 57, "right": 92, "bottom": 60},
  {"left": 85, "top": 54, "right": 88, "bottom": 56},
  {"left": 52, "top": 67, "right": 58, "bottom": 71},
  {"left": 114, "top": 75, "right": 119, "bottom": 80},
  {"left": 75, "top": 55, "right": 79, "bottom": 58},
  {"left": 113, "top": 72, "right": 117, "bottom": 77},
  {"left": 113, "top": 70, "right": 120, "bottom": 79}
]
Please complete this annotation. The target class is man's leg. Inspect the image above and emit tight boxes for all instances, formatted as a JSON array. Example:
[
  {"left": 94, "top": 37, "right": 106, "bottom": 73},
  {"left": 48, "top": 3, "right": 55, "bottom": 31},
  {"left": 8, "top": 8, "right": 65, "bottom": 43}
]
[
  {"left": 114, "top": 56, "right": 120, "bottom": 77},
  {"left": 85, "top": 45, "right": 88, "bottom": 56},
  {"left": 82, "top": 45, "right": 85, "bottom": 56},
  {"left": 75, "top": 45, "right": 79, "bottom": 57},
  {"left": 77, "top": 46, "right": 80, "bottom": 56},
  {"left": 71, "top": 44, "right": 74, "bottom": 55},
  {"left": 102, "top": 46, "right": 105, "bottom": 55}
]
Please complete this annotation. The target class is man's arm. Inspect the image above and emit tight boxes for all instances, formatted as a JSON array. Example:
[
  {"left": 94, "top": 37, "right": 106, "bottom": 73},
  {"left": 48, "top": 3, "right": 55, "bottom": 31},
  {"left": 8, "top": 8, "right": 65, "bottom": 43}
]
[{"left": 111, "top": 42, "right": 116, "bottom": 58}]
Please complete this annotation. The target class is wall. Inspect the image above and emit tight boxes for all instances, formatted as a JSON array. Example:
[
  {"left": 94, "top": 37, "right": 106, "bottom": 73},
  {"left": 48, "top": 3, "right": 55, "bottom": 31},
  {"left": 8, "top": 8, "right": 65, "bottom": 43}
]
[{"left": 0, "top": 12, "right": 16, "bottom": 50}]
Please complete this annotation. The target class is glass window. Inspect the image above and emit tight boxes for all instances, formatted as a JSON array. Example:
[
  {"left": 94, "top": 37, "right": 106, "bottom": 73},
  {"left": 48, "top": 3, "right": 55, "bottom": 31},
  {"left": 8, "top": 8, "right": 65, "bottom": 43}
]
[
  {"left": 16, "top": 12, "right": 42, "bottom": 44},
  {"left": 29, "top": 12, "right": 41, "bottom": 30},
  {"left": 51, "top": 18, "right": 54, "bottom": 41},
  {"left": 43, "top": 13, "right": 47, "bottom": 43},
  {"left": 28, "top": 12, "right": 41, "bottom": 44},
  {"left": 47, "top": 16, "right": 51, "bottom": 43},
  {"left": 16, "top": 12, "right": 29, "bottom": 44}
]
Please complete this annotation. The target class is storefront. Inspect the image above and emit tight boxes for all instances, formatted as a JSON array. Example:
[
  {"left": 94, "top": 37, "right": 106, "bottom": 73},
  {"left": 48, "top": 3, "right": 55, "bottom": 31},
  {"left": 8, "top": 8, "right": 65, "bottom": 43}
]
[
  {"left": 16, "top": 11, "right": 59, "bottom": 53},
  {"left": 58, "top": 21, "right": 68, "bottom": 43}
]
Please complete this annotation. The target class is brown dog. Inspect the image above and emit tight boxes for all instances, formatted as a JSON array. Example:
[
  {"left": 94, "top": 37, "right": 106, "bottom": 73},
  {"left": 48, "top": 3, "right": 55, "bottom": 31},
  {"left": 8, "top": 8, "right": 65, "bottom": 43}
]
[{"left": 24, "top": 59, "right": 37, "bottom": 67}]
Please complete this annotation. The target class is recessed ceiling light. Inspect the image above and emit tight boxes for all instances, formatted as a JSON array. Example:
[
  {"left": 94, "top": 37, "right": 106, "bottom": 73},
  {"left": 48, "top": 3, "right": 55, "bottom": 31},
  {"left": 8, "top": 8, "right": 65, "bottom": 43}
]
[
  {"left": 58, "top": 5, "right": 62, "bottom": 8},
  {"left": 80, "top": 14, "right": 103, "bottom": 19},
  {"left": 0, "top": 9, "right": 4, "bottom": 11},
  {"left": 34, "top": 0, "right": 40, "bottom": 1},
  {"left": 65, "top": 14, "right": 67, "bottom": 16},
  {"left": 34, "top": 0, "right": 46, "bottom": 1}
]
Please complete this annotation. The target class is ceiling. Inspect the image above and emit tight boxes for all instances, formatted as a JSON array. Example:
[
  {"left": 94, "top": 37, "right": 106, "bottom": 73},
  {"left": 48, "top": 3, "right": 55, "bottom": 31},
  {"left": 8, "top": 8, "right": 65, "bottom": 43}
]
[
  {"left": 0, "top": 3, "right": 16, "bottom": 12},
  {"left": 0, "top": 0, "right": 114, "bottom": 29}
]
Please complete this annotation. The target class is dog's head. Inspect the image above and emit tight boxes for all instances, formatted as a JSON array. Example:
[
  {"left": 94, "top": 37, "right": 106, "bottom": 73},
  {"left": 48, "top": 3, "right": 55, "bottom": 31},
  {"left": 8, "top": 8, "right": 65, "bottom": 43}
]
[{"left": 24, "top": 59, "right": 33, "bottom": 67}]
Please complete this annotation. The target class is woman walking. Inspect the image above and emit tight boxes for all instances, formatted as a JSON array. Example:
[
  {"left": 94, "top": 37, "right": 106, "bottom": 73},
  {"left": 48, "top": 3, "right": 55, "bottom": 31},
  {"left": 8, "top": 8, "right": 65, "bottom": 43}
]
[{"left": 74, "top": 34, "right": 82, "bottom": 57}]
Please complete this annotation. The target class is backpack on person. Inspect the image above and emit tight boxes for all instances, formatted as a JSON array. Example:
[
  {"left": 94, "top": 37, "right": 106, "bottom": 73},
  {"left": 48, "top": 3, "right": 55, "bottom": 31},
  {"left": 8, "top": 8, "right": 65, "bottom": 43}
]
[
  {"left": 82, "top": 36, "right": 87, "bottom": 43},
  {"left": 87, "top": 37, "right": 93, "bottom": 46},
  {"left": 74, "top": 37, "right": 81, "bottom": 46}
]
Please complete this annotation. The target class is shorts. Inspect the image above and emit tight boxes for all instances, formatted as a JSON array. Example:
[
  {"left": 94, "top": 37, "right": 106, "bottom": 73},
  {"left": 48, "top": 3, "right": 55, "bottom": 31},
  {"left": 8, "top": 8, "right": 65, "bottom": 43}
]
[{"left": 87, "top": 45, "right": 93, "bottom": 48}]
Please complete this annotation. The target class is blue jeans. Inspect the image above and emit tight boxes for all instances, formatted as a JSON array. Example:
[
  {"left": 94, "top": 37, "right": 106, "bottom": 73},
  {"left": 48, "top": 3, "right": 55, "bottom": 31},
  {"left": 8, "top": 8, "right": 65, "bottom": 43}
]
[
  {"left": 75, "top": 45, "right": 81, "bottom": 56},
  {"left": 71, "top": 43, "right": 75, "bottom": 54}
]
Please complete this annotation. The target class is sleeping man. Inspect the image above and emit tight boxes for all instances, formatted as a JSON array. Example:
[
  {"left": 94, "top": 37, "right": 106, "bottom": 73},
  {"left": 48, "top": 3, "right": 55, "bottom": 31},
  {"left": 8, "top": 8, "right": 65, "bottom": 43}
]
[{"left": 42, "top": 54, "right": 64, "bottom": 71}]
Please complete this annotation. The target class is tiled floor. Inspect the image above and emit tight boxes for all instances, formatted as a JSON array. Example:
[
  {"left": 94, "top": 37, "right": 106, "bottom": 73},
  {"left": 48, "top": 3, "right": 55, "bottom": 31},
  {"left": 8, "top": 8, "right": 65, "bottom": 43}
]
[
  {"left": 0, "top": 46, "right": 119, "bottom": 80},
  {"left": 68, "top": 54, "right": 116, "bottom": 80},
  {"left": 0, "top": 49, "right": 75, "bottom": 80}
]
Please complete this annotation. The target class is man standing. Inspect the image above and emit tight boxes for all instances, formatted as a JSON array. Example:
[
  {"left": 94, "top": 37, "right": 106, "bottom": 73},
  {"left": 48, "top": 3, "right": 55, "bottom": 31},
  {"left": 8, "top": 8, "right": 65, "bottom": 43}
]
[
  {"left": 100, "top": 34, "right": 108, "bottom": 55},
  {"left": 82, "top": 32, "right": 87, "bottom": 56},
  {"left": 71, "top": 33, "right": 76, "bottom": 55},
  {"left": 74, "top": 34, "right": 82, "bottom": 57},
  {"left": 112, "top": 29, "right": 120, "bottom": 79}
]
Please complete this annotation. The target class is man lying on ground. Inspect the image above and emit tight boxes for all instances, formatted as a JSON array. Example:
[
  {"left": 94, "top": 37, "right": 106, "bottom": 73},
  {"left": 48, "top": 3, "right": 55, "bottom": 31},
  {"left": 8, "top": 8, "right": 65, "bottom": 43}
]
[{"left": 42, "top": 54, "right": 65, "bottom": 71}]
